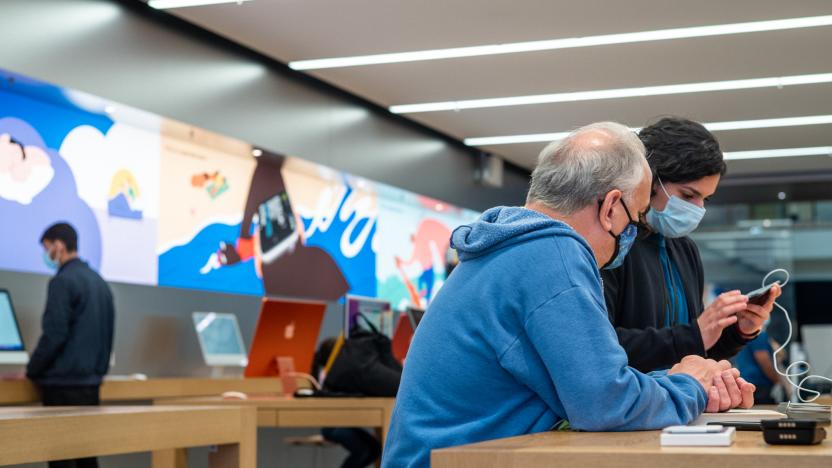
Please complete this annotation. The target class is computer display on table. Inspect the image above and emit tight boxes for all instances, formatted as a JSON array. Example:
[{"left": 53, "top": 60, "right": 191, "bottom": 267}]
[
  {"left": 406, "top": 306, "right": 426, "bottom": 330},
  {"left": 192, "top": 312, "right": 248, "bottom": 367},
  {"left": 244, "top": 298, "right": 326, "bottom": 378},
  {"left": 345, "top": 295, "right": 393, "bottom": 339},
  {"left": 0, "top": 289, "right": 28, "bottom": 365}
]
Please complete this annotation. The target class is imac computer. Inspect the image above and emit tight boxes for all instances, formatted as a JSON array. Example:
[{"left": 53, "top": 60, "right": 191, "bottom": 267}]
[
  {"left": 0, "top": 289, "right": 28, "bottom": 365},
  {"left": 406, "top": 306, "right": 425, "bottom": 330},
  {"left": 192, "top": 312, "right": 248, "bottom": 371},
  {"left": 244, "top": 298, "right": 326, "bottom": 381},
  {"left": 345, "top": 295, "right": 393, "bottom": 339},
  {"left": 391, "top": 307, "right": 426, "bottom": 363}
]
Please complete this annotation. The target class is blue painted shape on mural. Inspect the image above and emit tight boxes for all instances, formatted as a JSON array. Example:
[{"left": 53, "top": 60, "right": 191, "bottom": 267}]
[
  {"left": 158, "top": 222, "right": 264, "bottom": 296},
  {"left": 0, "top": 118, "right": 102, "bottom": 275},
  {"left": 0, "top": 72, "right": 113, "bottom": 150},
  {"left": 300, "top": 185, "right": 377, "bottom": 298},
  {"left": 107, "top": 192, "right": 143, "bottom": 220}
]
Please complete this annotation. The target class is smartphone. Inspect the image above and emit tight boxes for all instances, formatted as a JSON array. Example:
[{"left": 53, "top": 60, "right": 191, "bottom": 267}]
[
  {"left": 745, "top": 281, "right": 780, "bottom": 303},
  {"left": 707, "top": 421, "right": 762, "bottom": 431},
  {"left": 666, "top": 425, "right": 725, "bottom": 433}
]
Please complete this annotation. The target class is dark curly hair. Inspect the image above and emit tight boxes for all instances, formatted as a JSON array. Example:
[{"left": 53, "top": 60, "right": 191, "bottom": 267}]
[{"left": 639, "top": 117, "right": 726, "bottom": 184}]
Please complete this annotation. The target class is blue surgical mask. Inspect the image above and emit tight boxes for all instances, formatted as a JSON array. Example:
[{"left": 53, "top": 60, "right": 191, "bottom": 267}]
[
  {"left": 43, "top": 249, "right": 59, "bottom": 271},
  {"left": 646, "top": 177, "right": 706, "bottom": 238},
  {"left": 602, "top": 199, "right": 639, "bottom": 270}
]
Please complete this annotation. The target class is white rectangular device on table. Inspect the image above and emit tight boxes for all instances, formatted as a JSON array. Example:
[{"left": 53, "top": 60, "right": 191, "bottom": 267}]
[
  {"left": 192, "top": 312, "right": 248, "bottom": 367},
  {"left": 661, "top": 425, "right": 736, "bottom": 446},
  {"left": 0, "top": 289, "right": 28, "bottom": 365}
]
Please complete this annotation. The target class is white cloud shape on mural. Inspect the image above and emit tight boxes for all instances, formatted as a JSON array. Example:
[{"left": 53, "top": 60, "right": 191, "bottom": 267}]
[
  {"left": 59, "top": 123, "right": 160, "bottom": 217},
  {"left": 0, "top": 133, "right": 54, "bottom": 205}
]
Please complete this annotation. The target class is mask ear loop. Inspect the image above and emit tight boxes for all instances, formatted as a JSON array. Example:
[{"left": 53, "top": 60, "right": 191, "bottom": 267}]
[
  {"left": 765, "top": 268, "right": 832, "bottom": 403},
  {"left": 656, "top": 175, "right": 672, "bottom": 200}
]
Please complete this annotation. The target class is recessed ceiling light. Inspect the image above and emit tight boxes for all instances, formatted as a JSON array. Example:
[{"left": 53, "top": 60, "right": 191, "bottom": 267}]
[
  {"left": 148, "top": 0, "right": 252, "bottom": 10},
  {"left": 464, "top": 115, "right": 832, "bottom": 146},
  {"left": 390, "top": 73, "right": 832, "bottom": 114},
  {"left": 723, "top": 146, "right": 832, "bottom": 160},
  {"left": 778, "top": 192, "right": 787, "bottom": 200},
  {"left": 290, "top": 15, "right": 832, "bottom": 70}
]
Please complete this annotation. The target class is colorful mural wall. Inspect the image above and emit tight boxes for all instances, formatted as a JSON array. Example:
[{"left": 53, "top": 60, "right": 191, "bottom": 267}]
[{"left": 0, "top": 69, "right": 478, "bottom": 308}]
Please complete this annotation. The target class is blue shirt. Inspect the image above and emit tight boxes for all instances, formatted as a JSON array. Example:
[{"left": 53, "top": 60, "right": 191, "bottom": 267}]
[
  {"left": 734, "top": 331, "right": 774, "bottom": 388},
  {"left": 381, "top": 207, "right": 707, "bottom": 468},
  {"left": 656, "top": 234, "right": 689, "bottom": 326}
]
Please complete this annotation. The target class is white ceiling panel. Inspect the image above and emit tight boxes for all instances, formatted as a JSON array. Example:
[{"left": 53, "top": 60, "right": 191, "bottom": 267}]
[{"left": 162, "top": 0, "right": 832, "bottom": 175}]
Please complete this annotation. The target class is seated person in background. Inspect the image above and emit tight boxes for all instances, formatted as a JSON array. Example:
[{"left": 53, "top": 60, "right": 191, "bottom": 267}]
[
  {"left": 602, "top": 117, "right": 781, "bottom": 373},
  {"left": 734, "top": 327, "right": 787, "bottom": 404},
  {"left": 382, "top": 122, "right": 755, "bottom": 468},
  {"left": 311, "top": 338, "right": 382, "bottom": 468}
]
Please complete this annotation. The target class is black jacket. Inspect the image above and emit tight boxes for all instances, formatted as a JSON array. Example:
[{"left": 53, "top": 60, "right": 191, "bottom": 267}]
[
  {"left": 602, "top": 233, "right": 750, "bottom": 372},
  {"left": 26, "top": 258, "right": 115, "bottom": 386}
]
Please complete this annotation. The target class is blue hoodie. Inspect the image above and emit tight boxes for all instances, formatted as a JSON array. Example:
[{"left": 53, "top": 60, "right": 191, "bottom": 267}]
[{"left": 382, "top": 207, "right": 707, "bottom": 468}]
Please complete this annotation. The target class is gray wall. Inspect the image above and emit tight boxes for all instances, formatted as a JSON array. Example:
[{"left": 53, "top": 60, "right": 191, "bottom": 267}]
[{"left": 0, "top": 1, "right": 532, "bottom": 466}]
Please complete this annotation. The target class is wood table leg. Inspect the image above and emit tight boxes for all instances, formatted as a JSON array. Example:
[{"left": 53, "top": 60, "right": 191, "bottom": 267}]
[
  {"left": 380, "top": 399, "right": 395, "bottom": 449},
  {"left": 152, "top": 448, "right": 187, "bottom": 468},
  {"left": 209, "top": 406, "right": 257, "bottom": 468}
]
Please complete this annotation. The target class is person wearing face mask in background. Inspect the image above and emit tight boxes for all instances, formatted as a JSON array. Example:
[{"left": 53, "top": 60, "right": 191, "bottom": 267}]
[
  {"left": 602, "top": 117, "right": 782, "bottom": 373},
  {"left": 383, "top": 122, "right": 756, "bottom": 468},
  {"left": 27, "top": 222, "right": 115, "bottom": 468}
]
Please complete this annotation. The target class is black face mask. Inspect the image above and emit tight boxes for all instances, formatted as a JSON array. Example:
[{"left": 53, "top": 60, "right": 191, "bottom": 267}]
[{"left": 599, "top": 198, "right": 638, "bottom": 270}]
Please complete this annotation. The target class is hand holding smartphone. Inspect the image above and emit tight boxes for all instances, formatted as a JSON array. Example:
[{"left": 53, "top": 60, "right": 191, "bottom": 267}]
[{"left": 744, "top": 281, "right": 780, "bottom": 305}]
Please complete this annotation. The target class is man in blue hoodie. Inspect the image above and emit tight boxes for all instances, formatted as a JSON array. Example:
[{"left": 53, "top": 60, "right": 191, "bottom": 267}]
[{"left": 382, "top": 122, "right": 754, "bottom": 468}]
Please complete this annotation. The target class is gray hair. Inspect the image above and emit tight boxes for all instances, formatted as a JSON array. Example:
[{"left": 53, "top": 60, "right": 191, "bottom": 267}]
[{"left": 526, "top": 121, "right": 647, "bottom": 214}]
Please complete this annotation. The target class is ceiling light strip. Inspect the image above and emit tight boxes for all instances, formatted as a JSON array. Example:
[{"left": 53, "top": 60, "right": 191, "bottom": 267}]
[
  {"left": 390, "top": 73, "right": 832, "bottom": 114},
  {"left": 148, "top": 0, "right": 252, "bottom": 9},
  {"left": 723, "top": 146, "right": 832, "bottom": 160},
  {"left": 290, "top": 15, "right": 832, "bottom": 70},
  {"left": 464, "top": 115, "right": 832, "bottom": 146}
]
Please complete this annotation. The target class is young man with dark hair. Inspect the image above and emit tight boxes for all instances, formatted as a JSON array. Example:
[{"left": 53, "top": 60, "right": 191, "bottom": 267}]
[
  {"left": 602, "top": 117, "right": 781, "bottom": 372},
  {"left": 28, "top": 222, "right": 115, "bottom": 468}
]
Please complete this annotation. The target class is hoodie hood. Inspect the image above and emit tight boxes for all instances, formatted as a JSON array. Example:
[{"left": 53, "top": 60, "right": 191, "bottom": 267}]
[{"left": 451, "top": 206, "right": 593, "bottom": 261}]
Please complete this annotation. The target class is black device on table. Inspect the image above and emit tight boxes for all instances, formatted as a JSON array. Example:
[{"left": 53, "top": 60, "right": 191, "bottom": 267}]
[
  {"left": 761, "top": 419, "right": 826, "bottom": 445},
  {"left": 707, "top": 421, "right": 762, "bottom": 431}
]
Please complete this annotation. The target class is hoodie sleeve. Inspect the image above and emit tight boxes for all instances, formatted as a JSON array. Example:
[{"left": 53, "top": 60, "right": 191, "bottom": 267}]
[{"left": 524, "top": 286, "right": 707, "bottom": 431}]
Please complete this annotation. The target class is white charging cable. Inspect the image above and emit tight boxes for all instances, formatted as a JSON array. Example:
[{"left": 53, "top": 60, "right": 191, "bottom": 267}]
[{"left": 764, "top": 268, "right": 832, "bottom": 402}]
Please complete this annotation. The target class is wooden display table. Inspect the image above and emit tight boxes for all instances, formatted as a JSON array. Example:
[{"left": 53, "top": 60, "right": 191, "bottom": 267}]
[
  {"left": 431, "top": 427, "right": 832, "bottom": 468},
  {"left": 154, "top": 395, "right": 395, "bottom": 453},
  {"left": 0, "top": 405, "right": 256, "bottom": 468},
  {"left": 0, "top": 377, "right": 296, "bottom": 405}
]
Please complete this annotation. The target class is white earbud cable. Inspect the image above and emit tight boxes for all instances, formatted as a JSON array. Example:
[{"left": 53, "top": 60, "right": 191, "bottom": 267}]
[{"left": 764, "top": 268, "right": 832, "bottom": 402}]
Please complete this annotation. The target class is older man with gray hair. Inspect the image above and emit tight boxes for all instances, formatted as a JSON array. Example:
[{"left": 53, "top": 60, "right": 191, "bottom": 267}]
[{"left": 382, "top": 122, "right": 753, "bottom": 468}]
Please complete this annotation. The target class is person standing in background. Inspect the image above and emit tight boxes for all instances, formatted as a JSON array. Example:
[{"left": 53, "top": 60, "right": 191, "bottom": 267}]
[{"left": 27, "top": 222, "right": 115, "bottom": 468}]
